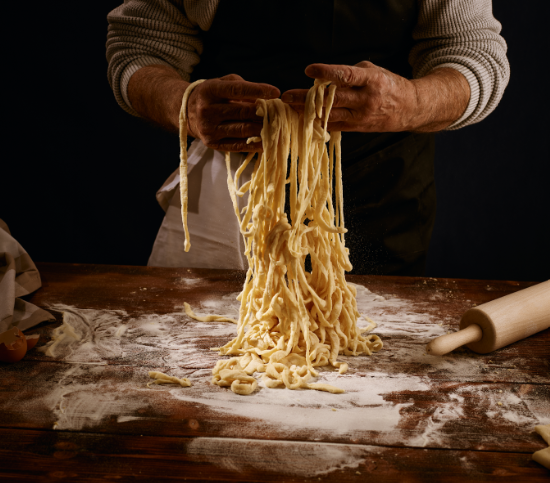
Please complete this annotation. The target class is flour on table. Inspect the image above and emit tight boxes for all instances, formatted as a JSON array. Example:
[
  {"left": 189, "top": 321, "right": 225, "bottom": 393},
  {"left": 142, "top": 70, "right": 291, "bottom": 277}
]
[
  {"left": 186, "top": 437, "right": 381, "bottom": 476},
  {"left": 10, "top": 287, "right": 545, "bottom": 464},
  {"left": 44, "top": 364, "right": 149, "bottom": 431}
]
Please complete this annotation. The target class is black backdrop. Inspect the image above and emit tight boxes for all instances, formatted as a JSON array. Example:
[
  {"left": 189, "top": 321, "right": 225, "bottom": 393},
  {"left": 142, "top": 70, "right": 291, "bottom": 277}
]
[{"left": 2, "top": 2, "right": 549, "bottom": 282}]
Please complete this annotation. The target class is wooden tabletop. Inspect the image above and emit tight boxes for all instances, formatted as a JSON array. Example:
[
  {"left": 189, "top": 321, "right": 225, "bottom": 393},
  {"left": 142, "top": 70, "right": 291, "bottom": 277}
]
[{"left": 1, "top": 263, "right": 548, "bottom": 482}]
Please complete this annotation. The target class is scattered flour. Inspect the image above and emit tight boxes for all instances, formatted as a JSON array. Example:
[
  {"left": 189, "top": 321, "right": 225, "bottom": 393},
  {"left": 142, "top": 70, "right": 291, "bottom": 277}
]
[
  {"left": 44, "top": 364, "right": 150, "bottom": 431},
  {"left": 176, "top": 277, "right": 203, "bottom": 287},
  {"left": 7, "top": 284, "right": 545, "bottom": 473},
  {"left": 186, "top": 437, "right": 381, "bottom": 476},
  {"left": 169, "top": 371, "right": 430, "bottom": 442},
  {"left": 353, "top": 284, "right": 446, "bottom": 340}
]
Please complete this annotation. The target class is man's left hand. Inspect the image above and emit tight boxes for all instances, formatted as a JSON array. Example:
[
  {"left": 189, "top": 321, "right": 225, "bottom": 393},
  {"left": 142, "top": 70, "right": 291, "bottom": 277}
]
[{"left": 281, "top": 61, "right": 470, "bottom": 133}]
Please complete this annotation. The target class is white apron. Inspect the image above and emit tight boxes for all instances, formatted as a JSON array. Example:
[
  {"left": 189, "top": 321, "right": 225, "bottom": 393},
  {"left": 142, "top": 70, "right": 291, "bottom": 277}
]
[{"left": 147, "top": 140, "right": 253, "bottom": 269}]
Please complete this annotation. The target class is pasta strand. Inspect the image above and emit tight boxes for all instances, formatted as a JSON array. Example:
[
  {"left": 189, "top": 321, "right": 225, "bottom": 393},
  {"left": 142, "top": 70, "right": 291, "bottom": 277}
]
[{"left": 180, "top": 80, "right": 382, "bottom": 395}]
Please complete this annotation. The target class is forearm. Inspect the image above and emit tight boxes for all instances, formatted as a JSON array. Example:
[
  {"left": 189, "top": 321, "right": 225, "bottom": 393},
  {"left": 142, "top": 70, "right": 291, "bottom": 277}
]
[
  {"left": 127, "top": 65, "right": 190, "bottom": 133},
  {"left": 410, "top": 0, "right": 510, "bottom": 130},
  {"left": 409, "top": 67, "right": 471, "bottom": 132}
]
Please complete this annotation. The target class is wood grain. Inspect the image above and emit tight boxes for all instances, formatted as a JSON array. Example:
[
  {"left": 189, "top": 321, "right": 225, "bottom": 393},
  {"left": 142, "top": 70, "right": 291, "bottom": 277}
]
[
  {"left": 1, "top": 429, "right": 548, "bottom": 482},
  {"left": 0, "top": 263, "right": 548, "bottom": 481}
]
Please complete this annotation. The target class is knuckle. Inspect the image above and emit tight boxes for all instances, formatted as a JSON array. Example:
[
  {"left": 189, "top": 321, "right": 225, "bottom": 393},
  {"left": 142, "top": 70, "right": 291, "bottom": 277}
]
[
  {"left": 341, "top": 66, "right": 356, "bottom": 84},
  {"left": 357, "top": 60, "right": 374, "bottom": 69},
  {"left": 196, "top": 102, "right": 208, "bottom": 116},
  {"left": 373, "top": 73, "right": 388, "bottom": 93},
  {"left": 202, "top": 80, "right": 216, "bottom": 96},
  {"left": 222, "top": 73, "right": 244, "bottom": 82},
  {"left": 207, "top": 79, "right": 226, "bottom": 98}
]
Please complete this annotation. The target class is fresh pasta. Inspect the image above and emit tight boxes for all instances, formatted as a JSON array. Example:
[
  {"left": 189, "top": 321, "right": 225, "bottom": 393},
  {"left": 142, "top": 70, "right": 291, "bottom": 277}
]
[
  {"left": 179, "top": 79, "right": 382, "bottom": 395},
  {"left": 147, "top": 371, "right": 191, "bottom": 388}
]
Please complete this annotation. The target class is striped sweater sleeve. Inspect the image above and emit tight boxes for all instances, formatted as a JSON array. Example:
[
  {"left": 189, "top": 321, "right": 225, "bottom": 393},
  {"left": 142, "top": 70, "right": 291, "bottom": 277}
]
[
  {"left": 106, "top": 0, "right": 219, "bottom": 117},
  {"left": 106, "top": 0, "right": 509, "bottom": 129},
  {"left": 410, "top": 0, "right": 510, "bottom": 130}
]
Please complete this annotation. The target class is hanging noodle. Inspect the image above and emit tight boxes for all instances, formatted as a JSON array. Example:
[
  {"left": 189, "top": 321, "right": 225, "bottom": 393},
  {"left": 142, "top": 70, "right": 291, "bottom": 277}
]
[
  {"left": 179, "top": 79, "right": 206, "bottom": 252},
  {"left": 179, "top": 79, "right": 382, "bottom": 395}
]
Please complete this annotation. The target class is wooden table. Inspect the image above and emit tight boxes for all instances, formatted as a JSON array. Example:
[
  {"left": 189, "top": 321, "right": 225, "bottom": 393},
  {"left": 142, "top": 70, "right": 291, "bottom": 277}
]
[{"left": 1, "top": 263, "right": 548, "bottom": 482}]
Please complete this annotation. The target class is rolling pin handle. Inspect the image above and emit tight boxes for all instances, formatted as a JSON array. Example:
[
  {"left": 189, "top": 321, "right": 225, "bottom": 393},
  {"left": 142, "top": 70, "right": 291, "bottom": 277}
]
[{"left": 426, "top": 324, "right": 483, "bottom": 356}]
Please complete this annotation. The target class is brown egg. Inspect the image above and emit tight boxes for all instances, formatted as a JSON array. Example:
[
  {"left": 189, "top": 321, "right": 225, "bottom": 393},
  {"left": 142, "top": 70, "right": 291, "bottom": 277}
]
[
  {"left": 0, "top": 328, "right": 28, "bottom": 363},
  {"left": 25, "top": 334, "right": 40, "bottom": 351}
]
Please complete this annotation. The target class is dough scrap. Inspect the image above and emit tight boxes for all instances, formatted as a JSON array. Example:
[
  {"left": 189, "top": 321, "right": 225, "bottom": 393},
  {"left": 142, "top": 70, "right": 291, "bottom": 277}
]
[
  {"left": 147, "top": 371, "right": 191, "bottom": 388},
  {"left": 535, "top": 424, "right": 550, "bottom": 444},
  {"left": 184, "top": 302, "right": 237, "bottom": 324},
  {"left": 533, "top": 424, "right": 550, "bottom": 469}
]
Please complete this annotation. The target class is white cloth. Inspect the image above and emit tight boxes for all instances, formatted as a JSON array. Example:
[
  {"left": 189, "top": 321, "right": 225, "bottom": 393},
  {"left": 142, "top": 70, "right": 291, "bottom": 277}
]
[
  {"left": 0, "top": 219, "right": 54, "bottom": 334},
  {"left": 148, "top": 140, "right": 253, "bottom": 269}
]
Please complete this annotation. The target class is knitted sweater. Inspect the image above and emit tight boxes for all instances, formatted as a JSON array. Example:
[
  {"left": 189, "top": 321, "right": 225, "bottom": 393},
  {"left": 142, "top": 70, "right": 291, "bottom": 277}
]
[{"left": 106, "top": 0, "right": 509, "bottom": 130}]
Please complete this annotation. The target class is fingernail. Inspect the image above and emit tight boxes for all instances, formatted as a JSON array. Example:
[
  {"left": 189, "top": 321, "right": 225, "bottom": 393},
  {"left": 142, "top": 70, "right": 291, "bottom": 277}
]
[{"left": 281, "top": 94, "right": 294, "bottom": 103}]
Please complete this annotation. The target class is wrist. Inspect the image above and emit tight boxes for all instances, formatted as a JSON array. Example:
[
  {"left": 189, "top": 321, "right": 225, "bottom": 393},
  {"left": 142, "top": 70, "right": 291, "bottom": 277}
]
[
  {"left": 402, "top": 79, "right": 423, "bottom": 132},
  {"left": 409, "top": 68, "right": 470, "bottom": 133},
  {"left": 127, "top": 65, "right": 189, "bottom": 133}
]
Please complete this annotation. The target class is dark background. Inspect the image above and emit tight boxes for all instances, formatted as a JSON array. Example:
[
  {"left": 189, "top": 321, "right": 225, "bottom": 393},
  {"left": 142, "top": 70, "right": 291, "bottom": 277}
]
[{"left": 3, "top": 2, "right": 549, "bottom": 282}]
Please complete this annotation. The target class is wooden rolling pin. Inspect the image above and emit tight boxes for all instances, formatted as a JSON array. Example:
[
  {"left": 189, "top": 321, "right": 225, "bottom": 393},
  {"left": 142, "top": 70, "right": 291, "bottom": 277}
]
[{"left": 426, "top": 279, "right": 550, "bottom": 355}]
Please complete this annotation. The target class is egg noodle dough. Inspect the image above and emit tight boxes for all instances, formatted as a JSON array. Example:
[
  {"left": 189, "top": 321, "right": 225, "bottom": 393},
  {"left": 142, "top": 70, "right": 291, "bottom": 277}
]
[
  {"left": 179, "top": 79, "right": 382, "bottom": 396},
  {"left": 533, "top": 424, "right": 550, "bottom": 469},
  {"left": 147, "top": 371, "right": 191, "bottom": 388}
]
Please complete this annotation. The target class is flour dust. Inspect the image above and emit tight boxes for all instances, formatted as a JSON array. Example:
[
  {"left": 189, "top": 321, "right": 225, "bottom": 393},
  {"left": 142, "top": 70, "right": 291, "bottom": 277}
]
[{"left": 12, "top": 286, "right": 547, "bottom": 471}]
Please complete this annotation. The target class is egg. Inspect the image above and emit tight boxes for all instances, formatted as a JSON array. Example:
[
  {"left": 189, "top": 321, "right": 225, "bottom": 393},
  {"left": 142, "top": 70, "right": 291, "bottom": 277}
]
[
  {"left": 25, "top": 333, "right": 40, "bottom": 351},
  {"left": 0, "top": 328, "right": 28, "bottom": 363}
]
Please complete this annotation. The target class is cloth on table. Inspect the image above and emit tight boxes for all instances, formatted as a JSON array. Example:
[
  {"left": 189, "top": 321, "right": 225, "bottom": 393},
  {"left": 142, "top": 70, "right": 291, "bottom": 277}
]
[{"left": 0, "top": 219, "right": 54, "bottom": 335}]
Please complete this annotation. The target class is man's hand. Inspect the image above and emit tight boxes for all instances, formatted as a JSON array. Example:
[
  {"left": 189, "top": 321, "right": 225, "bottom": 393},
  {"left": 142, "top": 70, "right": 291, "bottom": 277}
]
[
  {"left": 187, "top": 74, "right": 279, "bottom": 151},
  {"left": 127, "top": 66, "right": 280, "bottom": 151},
  {"left": 281, "top": 61, "right": 470, "bottom": 133}
]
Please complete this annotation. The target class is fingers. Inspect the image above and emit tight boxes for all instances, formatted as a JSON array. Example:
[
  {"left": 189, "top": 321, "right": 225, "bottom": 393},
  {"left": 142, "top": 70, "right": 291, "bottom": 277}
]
[
  {"left": 198, "top": 121, "right": 262, "bottom": 150},
  {"left": 213, "top": 122, "right": 262, "bottom": 140},
  {"left": 325, "top": 107, "right": 355, "bottom": 123},
  {"left": 282, "top": 87, "right": 355, "bottom": 106},
  {"left": 208, "top": 79, "right": 280, "bottom": 101},
  {"left": 283, "top": 89, "right": 357, "bottom": 111},
  {"left": 208, "top": 139, "right": 263, "bottom": 153},
  {"left": 326, "top": 121, "right": 356, "bottom": 132},
  {"left": 304, "top": 62, "right": 375, "bottom": 87},
  {"left": 283, "top": 106, "right": 355, "bottom": 124},
  {"left": 187, "top": 75, "right": 279, "bottom": 151},
  {"left": 203, "top": 103, "right": 260, "bottom": 122},
  {"left": 196, "top": 103, "right": 262, "bottom": 142},
  {"left": 281, "top": 89, "right": 308, "bottom": 105}
]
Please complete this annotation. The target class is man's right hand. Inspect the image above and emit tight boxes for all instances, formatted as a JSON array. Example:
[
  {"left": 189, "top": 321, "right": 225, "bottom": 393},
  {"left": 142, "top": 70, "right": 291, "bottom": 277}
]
[
  {"left": 187, "top": 74, "right": 280, "bottom": 152},
  {"left": 127, "top": 66, "right": 279, "bottom": 152}
]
